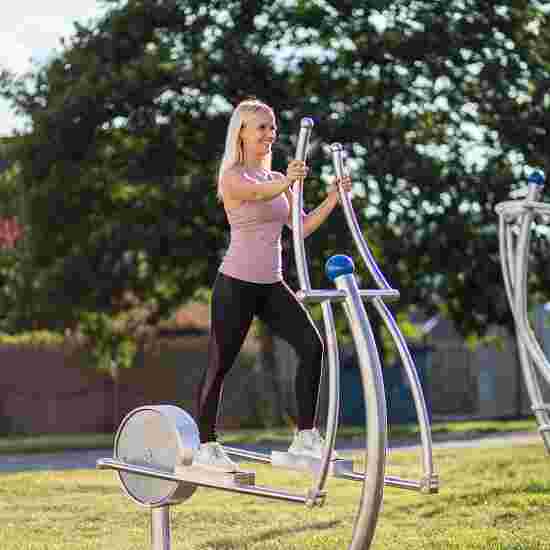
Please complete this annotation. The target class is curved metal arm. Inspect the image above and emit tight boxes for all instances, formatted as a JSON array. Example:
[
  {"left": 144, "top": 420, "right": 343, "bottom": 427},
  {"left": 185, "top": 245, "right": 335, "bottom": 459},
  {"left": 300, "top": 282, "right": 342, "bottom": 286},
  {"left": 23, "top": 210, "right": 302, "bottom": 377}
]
[
  {"left": 291, "top": 117, "right": 314, "bottom": 291},
  {"left": 330, "top": 143, "right": 392, "bottom": 290},
  {"left": 289, "top": 117, "right": 342, "bottom": 502},
  {"left": 309, "top": 301, "right": 341, "bottom": 501},
  {"left": 499, "top": 214, "right": 516, "bottom": 315},
  {"left": 329, "top": 142, "right": 437, "bottom": 488}
]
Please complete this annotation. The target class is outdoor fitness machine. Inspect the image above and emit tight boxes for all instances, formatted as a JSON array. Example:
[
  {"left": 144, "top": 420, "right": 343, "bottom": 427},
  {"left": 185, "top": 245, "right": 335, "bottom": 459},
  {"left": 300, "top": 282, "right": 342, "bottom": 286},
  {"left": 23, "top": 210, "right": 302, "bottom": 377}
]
[
  {"left": 496, "top": 170, "right": 550, "bottom": 453},
  {"left": 97, "top": 118, "right": 439, "bottom": 549}
]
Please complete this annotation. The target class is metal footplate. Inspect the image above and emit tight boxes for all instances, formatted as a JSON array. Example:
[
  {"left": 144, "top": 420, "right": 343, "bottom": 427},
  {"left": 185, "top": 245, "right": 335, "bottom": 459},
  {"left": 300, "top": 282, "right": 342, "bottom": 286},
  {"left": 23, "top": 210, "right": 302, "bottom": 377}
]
[
  {"left": 174, "top": 464, "right": 255, "bottom": 486},
  {"left": 271, "top": 451, "right": 354, "bottom": 476}
]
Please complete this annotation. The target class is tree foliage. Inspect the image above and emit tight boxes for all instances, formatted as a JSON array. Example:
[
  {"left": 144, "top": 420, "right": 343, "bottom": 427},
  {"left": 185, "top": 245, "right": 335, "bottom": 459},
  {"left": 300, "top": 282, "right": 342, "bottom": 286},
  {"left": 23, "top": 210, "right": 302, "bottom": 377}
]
[
  {"left": 0, "top": 0, "right": 549, "bottom": 354},
  {"left": 274, "top": 0, "right": 550, "bottom": 337}
]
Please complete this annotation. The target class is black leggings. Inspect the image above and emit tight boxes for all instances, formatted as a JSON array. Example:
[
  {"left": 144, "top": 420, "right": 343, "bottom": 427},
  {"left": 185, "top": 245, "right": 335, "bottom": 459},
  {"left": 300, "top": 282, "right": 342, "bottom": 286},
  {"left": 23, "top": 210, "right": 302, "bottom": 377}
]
[{"left": 196, "top": 273, "right": 324, "bottom": 443}]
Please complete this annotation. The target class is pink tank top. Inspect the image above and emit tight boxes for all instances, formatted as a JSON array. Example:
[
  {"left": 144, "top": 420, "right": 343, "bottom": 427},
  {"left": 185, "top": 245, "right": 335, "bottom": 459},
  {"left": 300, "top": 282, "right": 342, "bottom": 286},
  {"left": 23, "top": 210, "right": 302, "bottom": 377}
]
[{"left": 219, "top": 193, "right": 290, "bottom": 284}]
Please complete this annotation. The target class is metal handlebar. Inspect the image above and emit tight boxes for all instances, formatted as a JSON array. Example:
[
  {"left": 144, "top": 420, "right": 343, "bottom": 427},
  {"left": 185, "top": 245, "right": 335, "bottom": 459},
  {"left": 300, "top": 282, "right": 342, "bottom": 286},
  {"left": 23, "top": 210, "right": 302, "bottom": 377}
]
[
  {"left": 330, "top": 143, "right": 392, "bottom": 289},
  {"left": 329, "top": 141, "right": 436, "bottom": 489},
  {"left": 292, "top": 117, "right": 314, "bottom": 291}
]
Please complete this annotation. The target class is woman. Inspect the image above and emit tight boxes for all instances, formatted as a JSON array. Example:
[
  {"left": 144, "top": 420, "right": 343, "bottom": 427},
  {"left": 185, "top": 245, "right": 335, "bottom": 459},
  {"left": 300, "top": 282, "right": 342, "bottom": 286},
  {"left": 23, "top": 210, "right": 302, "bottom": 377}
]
[{"left": 195, "top": 99, "right": 352, "bottom": 471}]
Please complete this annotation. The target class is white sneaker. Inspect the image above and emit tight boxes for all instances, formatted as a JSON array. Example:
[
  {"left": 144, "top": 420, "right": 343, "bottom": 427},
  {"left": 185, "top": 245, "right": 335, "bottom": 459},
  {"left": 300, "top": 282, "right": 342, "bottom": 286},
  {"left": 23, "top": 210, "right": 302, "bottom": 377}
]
[
  {"left": 193, "top": 442, "right": 238, "bottom": 472},
  {"left": 287, "top": 428, "right": 340, "bottom": 460}
]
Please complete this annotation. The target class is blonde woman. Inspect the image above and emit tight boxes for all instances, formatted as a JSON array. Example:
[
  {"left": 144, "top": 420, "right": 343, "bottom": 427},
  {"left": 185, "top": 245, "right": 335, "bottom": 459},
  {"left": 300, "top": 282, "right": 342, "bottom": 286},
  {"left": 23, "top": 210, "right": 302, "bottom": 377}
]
[{"left": 195, "top": 99, "right": 352, "bottom": 470}]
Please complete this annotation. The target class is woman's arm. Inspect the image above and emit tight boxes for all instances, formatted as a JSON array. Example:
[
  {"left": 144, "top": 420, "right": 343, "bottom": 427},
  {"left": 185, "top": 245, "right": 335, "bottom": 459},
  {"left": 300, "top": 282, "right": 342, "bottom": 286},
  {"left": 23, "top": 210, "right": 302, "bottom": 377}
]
[
  {"left": 222, "top": 169, "right": 291, "bottom": 202},
  {"left": 221, "top": 161, "right": 308, "bottom": 202},
  {"left": 302, "top": 194, "right": 339, "bottom": 237},
  {"left": 286, "top": 176, "right": 352, "bottom": 238}
]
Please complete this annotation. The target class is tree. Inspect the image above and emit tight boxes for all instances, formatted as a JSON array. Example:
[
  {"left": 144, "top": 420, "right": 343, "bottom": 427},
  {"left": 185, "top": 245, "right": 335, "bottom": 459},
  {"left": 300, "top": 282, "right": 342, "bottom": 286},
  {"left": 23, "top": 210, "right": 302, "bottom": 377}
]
[
  {"left": 1, "top": 0, "right": 548, "bottom": 362},
  {"left": 0, "top": 138, "right": 35, "bottom": 333},
  {"left": 275, "top": 0, "right": 550, "bottom": 338}
]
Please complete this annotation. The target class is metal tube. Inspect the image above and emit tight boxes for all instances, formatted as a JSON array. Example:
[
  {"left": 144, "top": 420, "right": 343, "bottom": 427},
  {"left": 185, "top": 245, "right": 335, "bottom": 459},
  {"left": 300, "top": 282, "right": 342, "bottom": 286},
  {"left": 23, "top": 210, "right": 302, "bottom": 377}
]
[
  {"left": 513, "top": 185, "right": 550, "bottom": 387},
  {"left": 524, "top": 200, "right": 550, "bottom": 213},
  {"left": 296, "top": 288, "right": 400, "bottom": 303},
  {"left": 97, "top": 459, "right": 312, "bottom": 505},
  {"left": 222, "top": 446, "right": 271, "bottom": 463},
  {"left": 499, "top": 216, "right": 515, "bottom": 313},
  {"left": 506, "top": 225, "right": 518, "bottom": 291},
  {"left": 338, "top": 471, "right": 434, "bottom": 492},
  {"left": 508, "top": 184, "right": 550, "bottom": 449},
  {"left": 151, "top": 507, "right": 171, "bottom": 550},
  {"left": 309, "top": 301, "right": 341, "bottom": 501},
  {"left": 330, "top": 143, "right": 392, "bottom": 289},
  {"left": 330, "top": 143, "right": 436, "bottom": 491},
  {"left": 516, "top": 337, "right": 550, "bottom": 452},
  {"left": 289, "top": 118, "right": 342, "bottom": 502},
  {"left": 334, "top": 272, "right": 387, "bottom": 550},
  {"left": 291, "top": 117, "right": 314, "bottom": 291},
  {"left": 496, "top": 174, "right": 550, "bottom": 452},
  {"left": 372, "top": 298, "right": 435, "bottom": 482}
]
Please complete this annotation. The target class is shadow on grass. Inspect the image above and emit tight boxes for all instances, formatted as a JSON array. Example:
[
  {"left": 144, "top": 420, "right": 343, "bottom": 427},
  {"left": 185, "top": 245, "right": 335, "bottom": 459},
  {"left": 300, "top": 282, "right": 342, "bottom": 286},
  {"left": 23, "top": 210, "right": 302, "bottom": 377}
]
[{"left": 197, "top": 519, "right": 342, "bottom": 549}]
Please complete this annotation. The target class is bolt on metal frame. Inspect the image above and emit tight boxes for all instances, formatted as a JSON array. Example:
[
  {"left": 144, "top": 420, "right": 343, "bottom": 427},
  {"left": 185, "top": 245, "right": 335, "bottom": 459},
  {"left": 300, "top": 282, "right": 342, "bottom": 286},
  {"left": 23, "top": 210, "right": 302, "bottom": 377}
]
[{"left": 496, "top": 171, "right": 550, "bottom": 453}]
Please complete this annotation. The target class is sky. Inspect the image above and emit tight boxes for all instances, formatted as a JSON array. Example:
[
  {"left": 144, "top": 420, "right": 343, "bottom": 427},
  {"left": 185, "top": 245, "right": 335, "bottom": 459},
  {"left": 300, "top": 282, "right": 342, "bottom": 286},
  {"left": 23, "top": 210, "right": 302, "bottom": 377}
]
[{"left": 0, "top": 0, "right": 108, "bottom": 136}]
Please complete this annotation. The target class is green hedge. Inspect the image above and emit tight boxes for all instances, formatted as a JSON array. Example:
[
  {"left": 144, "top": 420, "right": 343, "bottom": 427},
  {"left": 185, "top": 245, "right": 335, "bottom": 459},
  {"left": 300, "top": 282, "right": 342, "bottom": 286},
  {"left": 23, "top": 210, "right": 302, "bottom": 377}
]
[{"left": 0, "top": 330, "right": 65, "bottom": 347}]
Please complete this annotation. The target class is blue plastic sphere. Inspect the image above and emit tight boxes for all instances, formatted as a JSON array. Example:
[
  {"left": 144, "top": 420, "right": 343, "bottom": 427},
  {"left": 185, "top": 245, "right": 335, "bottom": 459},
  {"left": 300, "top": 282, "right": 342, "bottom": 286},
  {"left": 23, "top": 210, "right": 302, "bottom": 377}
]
[
  {"left": 325, "top": 255, "right": 355, "bottom": 281},
  {"left": 528, "top": 170, "right": 545, "bottom": 186}
]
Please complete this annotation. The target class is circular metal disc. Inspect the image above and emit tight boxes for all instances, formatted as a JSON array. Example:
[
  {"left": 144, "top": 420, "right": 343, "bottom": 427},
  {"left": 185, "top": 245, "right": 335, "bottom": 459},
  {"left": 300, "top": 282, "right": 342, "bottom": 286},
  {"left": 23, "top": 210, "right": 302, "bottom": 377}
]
[{"left": 114, "top": 407, "right": 198, "bottom": 506}]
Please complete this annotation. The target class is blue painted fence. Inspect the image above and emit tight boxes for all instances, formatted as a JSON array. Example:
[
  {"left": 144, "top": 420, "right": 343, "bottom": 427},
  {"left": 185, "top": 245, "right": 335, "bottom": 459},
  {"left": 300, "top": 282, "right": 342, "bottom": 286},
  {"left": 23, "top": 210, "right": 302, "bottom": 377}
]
[{"left": 339, "top": 346, "right": 433, "bottom": 425}]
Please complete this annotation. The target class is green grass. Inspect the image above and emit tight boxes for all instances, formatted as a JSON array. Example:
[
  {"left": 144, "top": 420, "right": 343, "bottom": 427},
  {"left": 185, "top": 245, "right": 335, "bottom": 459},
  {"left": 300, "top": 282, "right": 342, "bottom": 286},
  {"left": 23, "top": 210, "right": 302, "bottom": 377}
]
[
  {"left": 0, "top": 433, "right": 115, "bottom": 454},
  {"left": 220, "top": 418, "right": 537, "bottom": 445},
  {"left": 1, "top": 442, "right": 549, "bottom": 549},
  {"left": 0, "top": 418, "right": 537, "bottom": 455}
]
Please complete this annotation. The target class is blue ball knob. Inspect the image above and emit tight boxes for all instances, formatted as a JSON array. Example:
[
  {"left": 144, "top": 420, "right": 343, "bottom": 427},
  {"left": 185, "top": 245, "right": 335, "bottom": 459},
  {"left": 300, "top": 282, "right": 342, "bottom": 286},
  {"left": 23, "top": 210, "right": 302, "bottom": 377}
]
[
  {"left": 326, "top": 255, "right": 355, "bottom": 281},
  {"left": 528, "top": 170, "right": 545, "bottom": 186}
]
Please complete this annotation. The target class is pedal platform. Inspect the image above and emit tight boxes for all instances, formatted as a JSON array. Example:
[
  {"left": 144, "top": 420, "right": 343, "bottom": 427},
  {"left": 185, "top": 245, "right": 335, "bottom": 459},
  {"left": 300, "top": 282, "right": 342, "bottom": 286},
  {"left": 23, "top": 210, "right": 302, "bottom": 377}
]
[
  {"left": 175, "top": 464, "right": 255, "bottom": 486},
  {"left": 271, "top": 451, "right": 353, "bottom": 476}
]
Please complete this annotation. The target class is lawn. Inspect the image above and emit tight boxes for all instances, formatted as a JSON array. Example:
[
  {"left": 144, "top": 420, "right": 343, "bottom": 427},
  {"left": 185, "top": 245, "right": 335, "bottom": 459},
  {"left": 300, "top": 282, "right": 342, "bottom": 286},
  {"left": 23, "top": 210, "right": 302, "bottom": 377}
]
[
  {"left": 1, "top": 440, "right": 549, "bottom": 549},
  {"left": 0, "top": 418, "right": 538, "bottom": 455}
]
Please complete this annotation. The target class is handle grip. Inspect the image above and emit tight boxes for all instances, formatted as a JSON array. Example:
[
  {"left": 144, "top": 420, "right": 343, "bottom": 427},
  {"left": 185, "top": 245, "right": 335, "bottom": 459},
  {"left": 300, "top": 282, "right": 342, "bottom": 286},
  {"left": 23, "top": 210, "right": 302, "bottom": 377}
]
[
  {"left": 330, "top": 143, "right": 345, "bottom": 180},
  {"left": 295, "top": 117, "right": 314, "bottom": 161}
]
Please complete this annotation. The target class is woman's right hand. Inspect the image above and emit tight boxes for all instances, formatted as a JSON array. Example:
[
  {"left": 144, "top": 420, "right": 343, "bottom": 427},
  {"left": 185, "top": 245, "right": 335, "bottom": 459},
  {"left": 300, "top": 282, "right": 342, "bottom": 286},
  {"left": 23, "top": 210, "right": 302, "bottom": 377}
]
[{"left": 286, "top": 160, "right": 309, "bottom": 184}]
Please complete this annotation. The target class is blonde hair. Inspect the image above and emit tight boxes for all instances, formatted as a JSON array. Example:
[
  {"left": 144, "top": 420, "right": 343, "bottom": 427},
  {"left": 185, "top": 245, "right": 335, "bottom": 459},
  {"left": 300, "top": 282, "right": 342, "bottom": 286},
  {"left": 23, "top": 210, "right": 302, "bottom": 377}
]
[{"left": 217, "top": 99, "right": 274, "bottom": 199}]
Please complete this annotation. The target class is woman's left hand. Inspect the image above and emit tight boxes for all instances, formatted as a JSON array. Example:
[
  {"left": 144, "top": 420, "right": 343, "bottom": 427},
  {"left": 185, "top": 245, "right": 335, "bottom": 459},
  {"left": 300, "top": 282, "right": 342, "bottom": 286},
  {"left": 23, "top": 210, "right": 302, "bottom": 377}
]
[{"left": 327, "top": 175, "right": 353, "bottom": 205}]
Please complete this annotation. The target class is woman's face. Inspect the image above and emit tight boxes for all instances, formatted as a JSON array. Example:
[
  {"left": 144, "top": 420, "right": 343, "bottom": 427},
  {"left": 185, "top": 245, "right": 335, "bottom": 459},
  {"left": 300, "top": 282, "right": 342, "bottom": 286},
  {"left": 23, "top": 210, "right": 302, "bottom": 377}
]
[{"left": 240, "top": 109, "right": 278, "bottom": 158}]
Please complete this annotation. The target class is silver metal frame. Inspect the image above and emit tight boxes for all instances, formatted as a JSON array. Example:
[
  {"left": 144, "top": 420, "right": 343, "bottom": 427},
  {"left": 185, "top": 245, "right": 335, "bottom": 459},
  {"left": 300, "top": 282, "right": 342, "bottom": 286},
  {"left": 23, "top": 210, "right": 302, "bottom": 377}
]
[
  {"left": 97, "top": 118, "right": 439, "bottom": 550},
  {"left": 496, "top": 173, "right": 550, "bottom": 452},
  {"left": 329, "top": 143, "right": 437, "bottom": 491}
]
